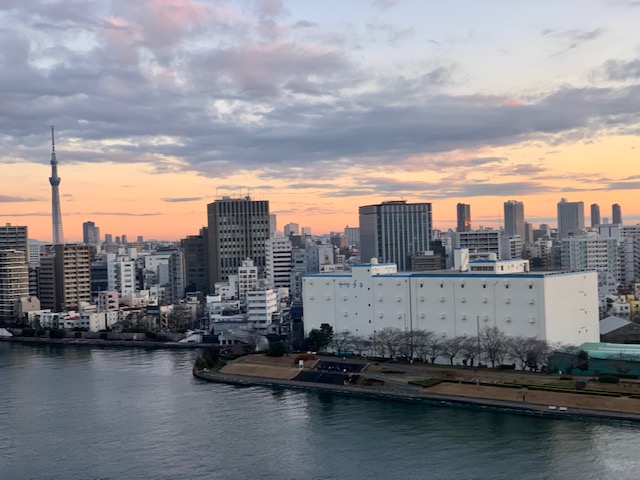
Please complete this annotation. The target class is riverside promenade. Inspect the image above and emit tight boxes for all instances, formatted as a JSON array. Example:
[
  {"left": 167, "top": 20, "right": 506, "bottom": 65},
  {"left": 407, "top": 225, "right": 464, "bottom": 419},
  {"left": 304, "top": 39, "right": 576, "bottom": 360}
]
[{"left": 194, "top": 356, "right": 640, "bottom": 425}]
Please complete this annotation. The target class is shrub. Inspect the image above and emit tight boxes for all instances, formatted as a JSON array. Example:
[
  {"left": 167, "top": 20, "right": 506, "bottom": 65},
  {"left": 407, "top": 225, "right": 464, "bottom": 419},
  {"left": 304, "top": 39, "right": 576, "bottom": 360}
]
[
  {"left": 409, "top": 379, "right": 443, "bottom": 388},
  {"left": 266, "top": 342, "right": 287, "bottom": 357},
  {"left": 145, "top": 331, "right": 158, "bottom": 340},
  {"left": 598, "top": 375, "right": 620, "bottom": 384},
  {"left": 616, "top": 373, "right": 639, "bottom": 380},
  {"left": 99, "top": 333, "right": 108, "bottom": 340},
  {"left": 156, "top": 335, "right": 168, "bottom": 342},
  {"left": 74, "top": 331, "right": 82, "bottom": 339},
  {"left": 49, "top": 329, "right": 66, "bottom": 339},
  {"left": 36, "top": 328, "right": 46, "bottom": 337},
  {"left": 21, "top": 327, "right": 35, "bottom": 337}
]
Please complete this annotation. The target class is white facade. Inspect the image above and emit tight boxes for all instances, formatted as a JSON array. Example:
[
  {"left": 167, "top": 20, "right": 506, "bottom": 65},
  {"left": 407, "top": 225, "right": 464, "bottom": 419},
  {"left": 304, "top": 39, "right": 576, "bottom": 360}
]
[
  {"left": 246, "top": 289, "right": 277, "bottom": 327},
  {"left": 237, "top": 258, "right": 258, "bottom": 301},
  {"left": 107, "top": 256, "right": 136, "bottom": 297},
  {"left": 560, "top": 233, "right": 620, "bottom": 281},
  {"left": 303, "top": 261, "right": 599, "bottom": 347},
  {"left": 455, "top": 230, "right": 503, "bottom": 259},
  {"left": 265, "top": 237, "right": 292, "bottom": 289}
]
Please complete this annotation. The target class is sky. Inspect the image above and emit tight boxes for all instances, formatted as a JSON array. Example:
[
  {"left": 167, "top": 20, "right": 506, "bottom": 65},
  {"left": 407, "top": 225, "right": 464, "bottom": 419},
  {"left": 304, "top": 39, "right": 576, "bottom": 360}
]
[{"left": 1, "top": 0, "right": 640, "bottom": 242}]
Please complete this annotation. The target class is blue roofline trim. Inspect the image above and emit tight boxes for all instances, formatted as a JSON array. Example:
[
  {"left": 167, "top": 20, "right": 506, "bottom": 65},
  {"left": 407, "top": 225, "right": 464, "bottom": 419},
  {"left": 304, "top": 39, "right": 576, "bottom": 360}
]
[
  {"left": 303, "top": 270, "right": 597, "bottom": 279},
  {"left": 352, "top": 263, "right": 396, "bottom": 267}
]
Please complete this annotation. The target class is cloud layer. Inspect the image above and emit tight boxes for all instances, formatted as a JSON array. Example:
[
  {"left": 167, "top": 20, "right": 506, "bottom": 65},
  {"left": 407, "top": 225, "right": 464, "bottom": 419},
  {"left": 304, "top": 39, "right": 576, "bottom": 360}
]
[{"left": 1, "top": 0, "right": 639, "bottom": 211}]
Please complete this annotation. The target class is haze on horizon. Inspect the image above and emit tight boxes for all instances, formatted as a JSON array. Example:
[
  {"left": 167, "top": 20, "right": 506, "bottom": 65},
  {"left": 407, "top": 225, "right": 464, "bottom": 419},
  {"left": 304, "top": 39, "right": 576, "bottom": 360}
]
[{"left": 1, "top": 0, "right": 639, "bottom": 242}]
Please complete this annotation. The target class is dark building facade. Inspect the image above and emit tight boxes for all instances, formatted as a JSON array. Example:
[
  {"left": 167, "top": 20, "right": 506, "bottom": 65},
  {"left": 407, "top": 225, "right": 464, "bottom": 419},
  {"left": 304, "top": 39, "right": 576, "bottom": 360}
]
[
  {"left": 456, "top": 203, "right": 471, "bottom": 232},
  {"left": 181, "top": 228, "right": 209, "bottom": 295},
  {"left": 359, "top": 200, "right": 432, "bottom": 271},
  {"left": 207, "top": 197, "right": 270, "bottom": 289}
]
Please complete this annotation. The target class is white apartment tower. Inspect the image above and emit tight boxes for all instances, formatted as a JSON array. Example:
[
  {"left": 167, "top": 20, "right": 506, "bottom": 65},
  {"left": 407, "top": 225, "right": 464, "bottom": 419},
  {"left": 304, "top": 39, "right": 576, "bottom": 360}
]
[
  {"left": 265, "top": 237, "right": 292, "bottom": 289},
  {"left": 238, "top": 258, "right": 258, "bottom": 302},
  {"left": 560, "top": 233, "right": 620, "bottom": 280}
]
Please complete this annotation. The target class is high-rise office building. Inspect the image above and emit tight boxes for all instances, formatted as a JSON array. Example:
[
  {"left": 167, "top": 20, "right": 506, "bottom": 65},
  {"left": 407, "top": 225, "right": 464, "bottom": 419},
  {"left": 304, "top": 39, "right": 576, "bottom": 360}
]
[
  {"left": 503, "top": 200, "right": 525, "bottom": 240},
  {"left": 104, "top": 234, "right": 113, "bottom": 245},
  {"left": 180, "top": 228, "right": 209, "bottom": 295},
  {"left": 359, "top": 200, "right": 432, "bottom": 271},
  {"left": 82, "top": 221, "right": 100, "bottom": 245},
  {"left": 0, "top": 250, "right": 29, "bottom": 323},
  {"left": 612, "top": 204, "right": 622, "bottom": 225},
  {"left": 590, "top": 204, "right": 601, "bottom": 227},
  {"left": 456, "top": 203, "right": 471, "bottom": 232},
  {"left": 207, "top": 196, "right": 270, "bottom": 289},
  {"left": 38, "top": 244, "right": 91, "bottom": 312},
  {"left": 557, "top": 198, "right": 585, "bottom": 240}
]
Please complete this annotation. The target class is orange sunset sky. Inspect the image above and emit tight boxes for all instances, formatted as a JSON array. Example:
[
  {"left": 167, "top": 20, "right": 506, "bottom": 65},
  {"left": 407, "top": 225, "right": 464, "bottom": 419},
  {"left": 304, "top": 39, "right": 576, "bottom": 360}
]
[{"left": 1, "top": 1, "right": 639, "bottom": 241}]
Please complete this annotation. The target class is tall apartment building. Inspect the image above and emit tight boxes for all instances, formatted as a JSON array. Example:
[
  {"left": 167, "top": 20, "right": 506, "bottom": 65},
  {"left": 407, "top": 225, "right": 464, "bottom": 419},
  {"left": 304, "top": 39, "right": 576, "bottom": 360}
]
[
  {"left": 591, "top": 204, "right": 601, "bottom": 227},
  {"left": 38, "top": 244, "right": 91, "bottom": 312},
  {"left": 0, "top": 224, "right": 29, "bottom": 256},
  {"left": 504, "top": 200, "right": 525, "bottom": 240},
  {"left": 181, "top": 228, "right": 209, "bottom": 295},
  {"left": 456, "top": 203, "right": 471, "bottom": 232},
  {"left": 344, "top": 226, "right": 360, "bottom": 248},
  {"left": 207, "top": 196, "right": 270, "bottom": 289},
  {"left": 560, "top": 233, "right": 620, "bottom": 280},
  {"left": 237, "top": 258, "right": 258, "bottom": 302},
  {"left": 557, "top": 198, "right": 585, "bottom": 240},
  {"left": 284, "top": 223, "right": 300, "bottom": 237},
  {"left": 612, "top": 204, "right": 623, "bottom": 225},
  {"left": 265, "top": 236, "right": 292, "bottom": 289},
  {"left": 0, "top": 250, "right": 29, "bottom": 323},
  {"left": 454, "top": 230, "right": 503, "bottom": 259},
  {"left": 82, "top": 221, "right": 100, "bottom": 245},
  {"left": 359, "top": 200, "right": 432, "bottom": 271}
]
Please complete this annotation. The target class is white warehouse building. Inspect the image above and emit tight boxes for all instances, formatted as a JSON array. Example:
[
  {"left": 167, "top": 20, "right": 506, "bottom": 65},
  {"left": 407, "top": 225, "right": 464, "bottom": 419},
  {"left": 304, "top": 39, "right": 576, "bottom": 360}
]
[{"left": 303, "top": 259, "right": 599, "bottom": 347}]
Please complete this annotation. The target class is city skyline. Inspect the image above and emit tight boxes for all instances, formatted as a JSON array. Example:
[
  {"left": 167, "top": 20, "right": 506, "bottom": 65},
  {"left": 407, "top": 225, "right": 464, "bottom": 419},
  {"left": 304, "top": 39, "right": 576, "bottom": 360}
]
[{"left": 1, "top": 1, "right": 640, "bottom": 241}]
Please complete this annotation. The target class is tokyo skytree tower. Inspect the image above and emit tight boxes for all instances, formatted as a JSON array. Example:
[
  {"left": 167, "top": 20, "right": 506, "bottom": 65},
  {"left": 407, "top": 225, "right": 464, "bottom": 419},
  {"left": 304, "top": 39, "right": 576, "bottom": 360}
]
[{"left": 49, "top": 126, "right": 64, "bottom": 244}]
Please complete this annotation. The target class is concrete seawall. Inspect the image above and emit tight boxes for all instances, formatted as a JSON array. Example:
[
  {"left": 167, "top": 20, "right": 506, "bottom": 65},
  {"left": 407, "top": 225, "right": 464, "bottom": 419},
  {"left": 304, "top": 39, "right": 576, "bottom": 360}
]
[
  {"left": 193, "top": 368, "right": 640, "bottom": 425},
  {"left": 0, "top": 336, "right": 216, "bottom": 350}
]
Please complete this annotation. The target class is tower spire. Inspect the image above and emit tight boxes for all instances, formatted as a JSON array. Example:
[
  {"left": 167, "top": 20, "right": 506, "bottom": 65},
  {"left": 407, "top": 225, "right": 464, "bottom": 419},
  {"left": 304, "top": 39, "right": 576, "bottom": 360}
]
[{"left": 49, "top": 126, "right": 64, "bottom": 244}]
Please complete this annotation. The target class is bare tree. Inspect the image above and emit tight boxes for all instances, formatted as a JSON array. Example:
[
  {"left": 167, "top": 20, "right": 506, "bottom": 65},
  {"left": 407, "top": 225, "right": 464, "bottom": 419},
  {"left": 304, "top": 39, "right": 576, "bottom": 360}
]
[
  {"left": 426, "top": 335, "right": 444, "bottom": 364},
  {"left": 375, "top": 327, "right": 403, "bottom": 360},
  {"left": 508, "top": 335, "right": 535, "bottom": 370},
  {"left": 350, "top": 335, "right": 372, "bottom": 357},
  {"left": 414, "top": 330, "right": 434, "bottom": 363},
  {"left": 460, "top": 335, "right": 480, "bottom": 367},
  {"left": 330, "top": 330, "right": 353, "bottom": 353},
  {"left": 443, "top": 336, "right": 464, "bottom": 365},
  {"left": 611, "top": 351, "right": 636, "bottom": 375},
  {"left": 398, "top": 330, "right": 423, "bottom": 360},
  {"left": 480, "top": 326, "right": 508, "bottom": 368}
]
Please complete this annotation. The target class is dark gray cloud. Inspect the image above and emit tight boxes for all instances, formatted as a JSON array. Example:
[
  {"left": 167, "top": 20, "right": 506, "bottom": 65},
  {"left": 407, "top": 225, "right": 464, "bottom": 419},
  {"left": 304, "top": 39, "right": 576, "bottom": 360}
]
[
  {"left": 162, "top": 197, "right": 205, "bottom": 203},
  {"left": 0, "top": 195, "right": 39, "bottom": 202}
]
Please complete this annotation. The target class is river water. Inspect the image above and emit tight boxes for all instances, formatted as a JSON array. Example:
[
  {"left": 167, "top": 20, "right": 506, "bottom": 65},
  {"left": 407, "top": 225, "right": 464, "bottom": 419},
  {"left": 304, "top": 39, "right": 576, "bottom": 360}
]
[{"left": 1, "top": 342, "right": 639, "bottom": 480}]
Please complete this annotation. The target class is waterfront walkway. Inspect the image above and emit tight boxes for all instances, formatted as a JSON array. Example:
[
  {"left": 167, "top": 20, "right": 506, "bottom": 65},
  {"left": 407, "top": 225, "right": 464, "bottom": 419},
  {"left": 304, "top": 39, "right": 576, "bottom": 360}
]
[{"left": 193, "top": 366, "right": 640, "bottom": 425}]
